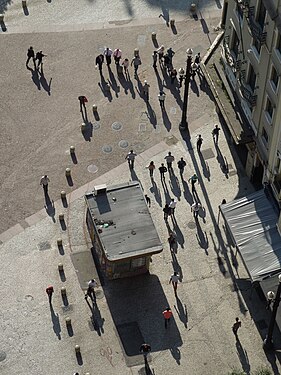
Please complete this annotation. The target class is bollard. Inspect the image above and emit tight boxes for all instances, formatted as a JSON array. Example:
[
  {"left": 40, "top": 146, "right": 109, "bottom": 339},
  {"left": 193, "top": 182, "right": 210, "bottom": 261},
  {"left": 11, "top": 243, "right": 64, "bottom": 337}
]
[
  {"left": 58, "top": 263, "right": 64, "bottom": 271},
  {"left": 190, "top": 3, "right": 197, "bottom": 12},
  {"left": 75, "top": 345, "right": 80, "bottom": 353},
  {"left": 22, "top": 0, "right": 27, "bottom": 6},
  {"left": 170, "top": 19, "right": 175, "bottom": 26},
  {"left": 134, "top": 48, "right": 139, "bottom": 57},
  {"left": 61, "top": 190, "right": 66, "bottom": 199},
  {"left": 59, "top": 213, "right": 64, "bottom": 221},
  {"left": 151, "top": 32, "right": 157, "bottom": 40},
  {"left": 70, "top": 146, "right": 75, "bottom": 154},
  {"left": 92, "top": 104, "right": 98, "bottom": 112},
  {"left": 57, "top": 238, "right": 62, "bottom": 246},
  {"left": 61, "top": 286, "right": 67, "bottom": 296},
  {"left": 65, "top": 317, "right": 71, "bottom": 325},
  {"left": 65, "top": 168, "right": 71, "bottom": 177},
  {"left": 81, "top": 122, "right": 86, "bottom": 132},
  {"left": 0, "top": 14, "right": 4, "bottom": 22}
]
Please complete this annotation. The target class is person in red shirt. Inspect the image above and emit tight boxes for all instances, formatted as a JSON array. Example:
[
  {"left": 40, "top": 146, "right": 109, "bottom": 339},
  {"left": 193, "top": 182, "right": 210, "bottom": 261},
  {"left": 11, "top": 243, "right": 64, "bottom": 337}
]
[
  {"left": 162, "top": 307, "right": 172, "bottom": 329},
  {"left": 46, "top": 286, "right": 54, "bottom": 303}
]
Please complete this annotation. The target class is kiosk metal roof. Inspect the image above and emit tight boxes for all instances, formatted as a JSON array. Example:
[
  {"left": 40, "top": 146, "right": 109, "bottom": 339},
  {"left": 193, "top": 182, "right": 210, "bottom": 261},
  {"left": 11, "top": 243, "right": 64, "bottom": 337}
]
[{"left": 85, "top": 181, "right": 163, "bottom": 261}]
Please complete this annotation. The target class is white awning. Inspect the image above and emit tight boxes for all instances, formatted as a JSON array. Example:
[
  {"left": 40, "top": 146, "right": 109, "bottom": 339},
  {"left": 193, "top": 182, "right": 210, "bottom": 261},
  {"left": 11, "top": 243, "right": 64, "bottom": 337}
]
[{"left": 220, "top": 189, "right": 281, "bottom": 281}]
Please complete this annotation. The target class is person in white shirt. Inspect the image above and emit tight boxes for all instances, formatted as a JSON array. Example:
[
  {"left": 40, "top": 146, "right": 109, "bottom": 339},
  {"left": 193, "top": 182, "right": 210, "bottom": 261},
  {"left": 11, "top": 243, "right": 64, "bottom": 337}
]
[
  {"left": 126, "top": 150, "right": 137, "bottom": 169},
  {"left": 169, "top": 198, "right": 177, "bottom": 216},
  {"left": 169, "top": 272, "right": 180, "bottom": 294},
  {"left": 113, "top": 48, "right": 122, "bottom": 65},
  {"left": 40, "top": 175, "right": 50, "bottom": 195},
  {"left": 86, "top": 279, "right": 98, "bottom": 302},
  {"left": 158, "top": 91, "right": 166, "bottom": 108}
]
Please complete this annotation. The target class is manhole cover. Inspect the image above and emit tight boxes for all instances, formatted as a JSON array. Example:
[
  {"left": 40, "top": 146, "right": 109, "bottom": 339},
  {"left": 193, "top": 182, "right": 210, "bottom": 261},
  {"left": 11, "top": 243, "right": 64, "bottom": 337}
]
[
  {"left": 61, "top": 305, "right": 73, "bottom": 313},
  {"left": 165, "top": 135, "right": 178, "bottom": 146},
  {"left": 102, "top": 145, "right": 113, "bottom": 153},
  {"left": 133, "top": 143, "right": 145, "bottom": 153},
  {"left": 25, "top": 295, "right": 34, "bottom": 301},
  {"left": 87, "top": 164, "right": 99, "bottom": 174},
  {"left": 93, "top": 122, "right": 100, "bottom": 130},
  {"left": 201, "top": 148, "right": 215, "bottom": 160},
  {"left": 112, "top": 122, "right": 123, "bottom": 131},
  {"left": 118, "top": 140, "right": 129, "bottom": 149},
  {"left": 187, "top": 222, "right": 196, "bottom": 229},
  {"left": 0, "top": 351, "right": 6, "bottom": 362},
  {"left": 95, "top": 290, "right": 104, "bottom": 299},
  {"left": 38, "top": 241, "right": 51, "bottom": 251}
]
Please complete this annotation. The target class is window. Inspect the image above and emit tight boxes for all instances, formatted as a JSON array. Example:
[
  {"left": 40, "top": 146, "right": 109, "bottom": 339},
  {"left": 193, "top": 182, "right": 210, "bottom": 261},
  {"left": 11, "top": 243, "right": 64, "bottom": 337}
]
[
  {"left": 276, "top": 33, "right": 281, "bottom": 54},
  {"left": 262, "top": 128, "right": 269, "bottom": 143},
  {"left": 131, "top": 257, "right": 146, "bottom": 269},
  {"left": 237, "top": 3, "right": 243, "bottom": 20},
  {"left": 248, "top": 64, "right": 256, "bottom": 92},
  {"left": 265, "top": 98, "right": 274, "bottom": 120},
  {"left": 256, "top": 1, "right": 266, "bottom": 29},
  {"left": 253, "top": 38, "right": 261, "bottom": 54},
  {"left": 270, "top": 66, "right": 279, "bottom": 91},
  {"left": 232, "top": 30, "right": 240, "bottom": 59}
]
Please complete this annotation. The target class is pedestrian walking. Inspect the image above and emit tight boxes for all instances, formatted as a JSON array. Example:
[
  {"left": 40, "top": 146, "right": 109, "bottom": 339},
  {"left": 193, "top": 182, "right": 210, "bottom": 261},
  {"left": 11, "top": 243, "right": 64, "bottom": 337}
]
[
  {"left": 140, "top": 343, "right": 151, "bottom": 363},
  {"left": 170, "top": 68, "right": 177, "bottom": 84},
  {"left": 152, "top": 51, "right": 158, "bottom": 69},
  {"left": 78, "top": 95, "right": 88, "bottom": 112},
  {"left": 113, "top": 48, "right": 122, "bottom": 65},
  {"left": 143, "top": 80, "right": 150, "bottom": 101},
  {"left": 189, "top": 174, "right": 198, "bottom": 192},
  {"left": 86, "top": 279, "right": 98, "bottom": 302},
  {"left": 158, "top": 91, "right": 166, "bottom": 109},
  {"left": 197, "top": 134, "right": 203, "bottom": 152},
  {"left": 122, "top": 58, "right": 129, "bottom": 76},
  {"left": 159, "top": 163, "right": 168, "bottom": 180},
  {"left": 145, "top": 194, "right": 151, "bottom": 207},
  {"left": 191, "top": 201, "right": 202, "bottom": 218},
  {"left": 163, "top": 204, "right": 171, "bottom": 221},
  {"left": 147, "top": 161, "right": 155, "bottom": 178},
  {"left": 35, "top": 50, "right": 47, "bottom": 70},
  {"left": 126, "top": 150, "right": 137, "bottom": 169},
  {"left": 26, "top": 46, "right": 35, "bottom": 67},
  {"left": 212, "top": 124, "right": 221, "bottom": 144},
  {"left": 168, "top": 232, "right": 176, "bottom": 252},
  {"left": 178, "top": 67, "right": 185, "bottom": 88},
  {"left": 163, "top": 53, "right": 171, "bottom": 71},
  {"left": 232, "top": 317, "right": 241, "bottom": 339},
  {"left": 46, "top": 285, "right": 54, "bottom": 303},
  {"left": 157, "top": 45, "right": 165, "bottom": 62},
  {"left": 95, "top": 54, "right": 104, "bottom": 74},
  {"left": 40, "top": 175, "right": 50, "bottom": 195},
  {"left": 162, "top": 307, "right": 173, "bottom": 329},
  {"left": 177, "top": 157, "right": 186, "bottom": 175},
  {"left": 169, "top": 272, "right": 180, "bottom": 294},
  {"left": 194, "top": 52, "right": 201, "bottom": 71},
  {"left": 169, "top": 198, "right": 177, "bottom": 216},
  {"left": 131, "top": 55, "right": 142, "bottom": 76},
  {"left": 167, "top": 47, "right": 175, "bottom": 62},
  {"left": 164, "top": 151, "right": 175, "bottom": 171},
  {"left": 104, "top": 47, "right": 113, "bottom": 66}
]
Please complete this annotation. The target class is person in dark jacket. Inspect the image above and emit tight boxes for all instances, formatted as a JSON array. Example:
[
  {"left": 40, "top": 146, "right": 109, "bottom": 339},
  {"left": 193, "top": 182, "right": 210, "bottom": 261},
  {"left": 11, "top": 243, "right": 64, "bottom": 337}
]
[
  {"left": 26, "top": 46, "right": 35, "bottom": 67},
  {"left": 35, "top": 50, "right": 47, "bottom": 70},
  {"left": 95, "top": 54, "right": 104, "bottom": 74}
]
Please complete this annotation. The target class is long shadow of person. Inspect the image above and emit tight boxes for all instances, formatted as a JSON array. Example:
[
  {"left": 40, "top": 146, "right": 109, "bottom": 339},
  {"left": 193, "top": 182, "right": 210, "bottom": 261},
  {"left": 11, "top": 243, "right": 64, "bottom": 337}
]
[
  {"left": 50, "top": 304, "right": 61, "bottom": 340},
  {"left": 155, "top": 68, "right": 164, "bottom": 91},
  {"left": 127, "top": 76, "right": 136, "bottom": 99},
  {"left": 92, "top": 302, "right": 105, "bottom": 336},
  {"left": 169, "top": 174, "right": 181, "bottom": 201},
  {"left": 130, "top": 168, "right": 139, "bottom": 181},
  {"left": 173, "top": 221, "right": 184, "bottom": 249},
  {"left": 108, "top": 69, "right": 120, "bottom": 97},
  {"left": 171, "top": 252, "right": 183, "bottom": 281},
  {"left": 161, "top": 107, "right": 171, "bottom": 132},
  {"left": 159, "top": 4, "right": 170, "bottom": 26},
  {"left": 27, "top": 66, "right": 41, "bottom": 90},
  {"left": 181, "top": 179, "right": 193, "bottom": 205},
  {"left": 174, "top": 297, "right": 188, "bottom": 328},
  {"left": 199, "top": 153, "right": 211, "bottom": 181},
  {"left": 40, "top": 71, "right": 52, "bottom": 96},
  {"left": 44, "top": 194, "right": 56, "bottom": 223},
  {"left": 98, "top": 76, "right": 113, "bottom": 102},
  {"left": 146, "top": 102, "right": 157, "bottom": 127},
  {"left": 161, "top": 179, "right": 171, "bottom": 204},
  {"left": 236, "top": 340, "right": 251, "bottom": 375},
  {"left": 195, "top": 226, "right": 209, "bottom": 255},
  {"left": 170, "top": 84, "right": 183, "bottom": 110},
  {"left": 215, "top": 143, "right": 229, "bottom": 178},
  {"left": 190, "top": 78, "right": 199, "bottom": 97},
  {"left": 150, "top": 179, "right": 162, "bottom": 207}
]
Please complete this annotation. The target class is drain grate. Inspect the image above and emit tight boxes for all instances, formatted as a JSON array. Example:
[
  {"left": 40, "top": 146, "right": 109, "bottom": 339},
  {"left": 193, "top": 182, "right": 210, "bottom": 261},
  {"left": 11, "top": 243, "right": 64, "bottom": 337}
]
[
  {"left": 102, "top": 145, "right": 113, "bottom": 153},
  {"left": 87, "top": 164, "right": 99, "bottom": 174},
  {"left": 112, "top": 122, "right": 123, "bottom": 131},
  {"left": 38, "top": 241, "right": 51, "bottom": 251},
  {"left": 119, "top": 140, "right": 129, "bottom": 149}
]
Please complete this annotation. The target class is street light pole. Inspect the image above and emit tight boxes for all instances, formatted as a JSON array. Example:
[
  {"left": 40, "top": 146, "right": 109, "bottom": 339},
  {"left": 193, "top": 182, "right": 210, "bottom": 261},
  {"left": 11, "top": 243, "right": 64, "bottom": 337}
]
[
  {"left": 179, "top": 48, "right": 193, "bottom": 131},
  {"left": 263, "top": 274, "right": 281, "bottom": 350}
]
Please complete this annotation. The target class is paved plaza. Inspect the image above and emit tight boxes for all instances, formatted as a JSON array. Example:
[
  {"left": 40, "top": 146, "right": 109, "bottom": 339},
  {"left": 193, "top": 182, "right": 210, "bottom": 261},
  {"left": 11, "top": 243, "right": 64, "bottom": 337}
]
[{"left": 1, "top": 1, "right": 281, "bottom": 374}]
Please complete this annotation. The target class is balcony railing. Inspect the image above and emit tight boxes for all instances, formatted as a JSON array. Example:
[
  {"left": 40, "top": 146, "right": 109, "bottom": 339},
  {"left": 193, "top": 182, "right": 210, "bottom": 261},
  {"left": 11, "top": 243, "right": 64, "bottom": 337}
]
[
  {"left": 247, "top": 6, "right": 267, "bottom": 44},
  {"left": 240, "top": 80, "right": 257, "bottom": 107}
]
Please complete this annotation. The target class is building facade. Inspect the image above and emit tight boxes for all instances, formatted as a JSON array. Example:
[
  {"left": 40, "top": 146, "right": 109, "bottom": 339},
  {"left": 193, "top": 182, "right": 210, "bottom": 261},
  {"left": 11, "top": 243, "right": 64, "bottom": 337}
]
[{"left": 221, "top": 0, "right": 281, "bottom": 201}]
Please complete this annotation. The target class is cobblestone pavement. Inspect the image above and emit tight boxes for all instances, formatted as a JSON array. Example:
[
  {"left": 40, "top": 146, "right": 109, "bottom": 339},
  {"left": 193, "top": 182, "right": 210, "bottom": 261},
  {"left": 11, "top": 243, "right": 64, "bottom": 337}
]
[{"left": 0, "top": 14, "right": 221, "bottom": 235}]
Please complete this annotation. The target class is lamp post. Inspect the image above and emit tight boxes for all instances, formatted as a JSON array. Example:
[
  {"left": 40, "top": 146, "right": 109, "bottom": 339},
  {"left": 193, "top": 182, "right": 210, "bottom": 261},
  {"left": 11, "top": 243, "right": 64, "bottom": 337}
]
[
  {"left": 179, "top": 48, "right": 193, "bottom": 131},
  {"left": 263, "top": 274, "right": 281, "bottom": 350}
]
